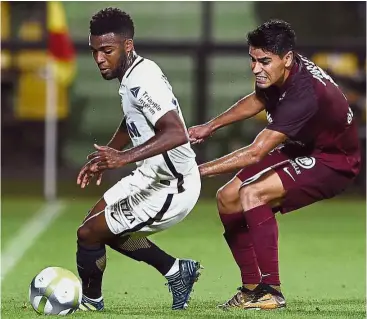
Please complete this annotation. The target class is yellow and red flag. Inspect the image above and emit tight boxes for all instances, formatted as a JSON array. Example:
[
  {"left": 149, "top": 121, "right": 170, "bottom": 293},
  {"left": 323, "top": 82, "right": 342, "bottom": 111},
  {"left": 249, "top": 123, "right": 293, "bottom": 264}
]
[
  {"left": 16, "top": 1, "right": 76, "bottom": 119},
  {"left": 47, "top": 1, "right": 76, "bottom": 86}
]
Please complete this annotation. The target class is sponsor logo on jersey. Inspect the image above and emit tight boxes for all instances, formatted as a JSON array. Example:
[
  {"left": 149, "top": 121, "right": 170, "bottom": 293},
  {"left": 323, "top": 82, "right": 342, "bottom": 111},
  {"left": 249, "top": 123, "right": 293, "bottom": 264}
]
[
  {"left": 112, "top": 198, "right": 136, "bottom": 224},
  {"left": 347, "top": 107, "right": 354, "bottom": 124},
  {"left": 122, "top": 210, "right": 136, "bottom": 224},
  {"left": 266, "top": 111, "right": 273, "bottom": 123},
  {"left": 130, "top": 86, "right": 141, "bottom": 98},
  {"left": 299, "top": 55, "right": 338, "bottom": 87},
  {"left": 283, "top": 167, "right": 295, "bottom": 181},
  {"left": 279, "top": 91, "right": 286, "bottom": 101},
  {"left": 138, "top": 91, "right": 162, "bottom": 115},
  {"left": 289, "top": 159, "right": 301, "bottom": 175}
]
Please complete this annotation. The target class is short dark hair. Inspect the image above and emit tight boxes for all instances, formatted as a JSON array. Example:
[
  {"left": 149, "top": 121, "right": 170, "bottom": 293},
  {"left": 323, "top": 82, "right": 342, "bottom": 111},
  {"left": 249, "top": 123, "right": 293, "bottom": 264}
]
[
  {"left": 247, "top": 19, "right": 296, "bottom": 57},
  {"left": 90, "top": 7, "right": 134, "bottom": 38}
]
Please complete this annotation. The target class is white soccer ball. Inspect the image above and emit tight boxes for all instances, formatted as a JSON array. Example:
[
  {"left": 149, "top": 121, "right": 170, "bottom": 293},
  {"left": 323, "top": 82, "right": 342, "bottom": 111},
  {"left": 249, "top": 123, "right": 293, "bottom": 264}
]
[{"left": 29, "top": 267, "right": 82, "bottom": 315}]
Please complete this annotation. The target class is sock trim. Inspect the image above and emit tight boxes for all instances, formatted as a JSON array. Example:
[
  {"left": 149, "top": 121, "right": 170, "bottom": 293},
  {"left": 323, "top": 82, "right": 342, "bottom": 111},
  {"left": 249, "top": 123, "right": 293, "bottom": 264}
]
[
  {"left": 164, "top": 258, "right": 180, "bottom": 277},
  {"left": 83, "top": 295, "right": 103, "bottom": 302}
]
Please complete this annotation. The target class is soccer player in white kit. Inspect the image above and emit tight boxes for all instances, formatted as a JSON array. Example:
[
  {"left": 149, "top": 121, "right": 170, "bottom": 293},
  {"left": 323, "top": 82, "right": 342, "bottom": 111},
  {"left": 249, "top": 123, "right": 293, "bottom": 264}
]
[{"left": 76, "top": 8, "right": 202, "bottom": 311}]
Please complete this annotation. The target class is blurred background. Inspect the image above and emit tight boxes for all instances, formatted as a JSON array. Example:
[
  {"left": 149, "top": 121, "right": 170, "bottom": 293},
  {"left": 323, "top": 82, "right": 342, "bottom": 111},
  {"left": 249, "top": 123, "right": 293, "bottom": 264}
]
[{"left": 1, "top": 1, "right": 366, "bottom": 199}]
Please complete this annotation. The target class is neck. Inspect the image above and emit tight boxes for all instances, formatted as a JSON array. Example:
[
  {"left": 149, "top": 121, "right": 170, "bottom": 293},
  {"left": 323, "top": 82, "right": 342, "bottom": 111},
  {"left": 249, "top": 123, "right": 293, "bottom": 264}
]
[
  {"left": 275, "top": 60, "right": 295, "bottom": 88},
  {"left": 118, "top": 50, "right": 138, "bottom": 82}
]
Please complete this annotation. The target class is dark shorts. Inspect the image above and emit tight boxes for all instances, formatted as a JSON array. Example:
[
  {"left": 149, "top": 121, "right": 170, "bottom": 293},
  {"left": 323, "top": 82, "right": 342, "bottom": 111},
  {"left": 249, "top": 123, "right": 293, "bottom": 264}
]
[{"left": 236, "top": 149, "right": 354, "bottom": 213}]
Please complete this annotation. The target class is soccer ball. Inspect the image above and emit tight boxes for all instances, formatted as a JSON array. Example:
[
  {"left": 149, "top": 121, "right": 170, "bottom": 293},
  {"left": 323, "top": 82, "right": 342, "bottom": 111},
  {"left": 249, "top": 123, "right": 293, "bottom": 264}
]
[{"left": 29, "top": 267, "right": 82, "bottom": 315}]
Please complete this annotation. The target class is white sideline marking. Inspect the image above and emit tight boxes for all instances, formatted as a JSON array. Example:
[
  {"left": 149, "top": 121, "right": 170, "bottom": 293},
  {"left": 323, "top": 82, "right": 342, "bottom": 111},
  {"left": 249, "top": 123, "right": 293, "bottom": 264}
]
[{"left": 1, "top": 201, "right": 66, "bottom": 282}]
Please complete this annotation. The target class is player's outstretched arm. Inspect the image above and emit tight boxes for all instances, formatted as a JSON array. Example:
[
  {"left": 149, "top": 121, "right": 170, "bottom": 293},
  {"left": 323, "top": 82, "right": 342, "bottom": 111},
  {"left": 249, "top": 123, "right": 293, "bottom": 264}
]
[
  {"left": 188, "top": 92, "right": 265, "bottom": 144},
  {"left": 87, "top": 110, "right": 188, "bottom": 170},
  {"left": 199, "top": 129, "right": 287, "bottom": 177}
]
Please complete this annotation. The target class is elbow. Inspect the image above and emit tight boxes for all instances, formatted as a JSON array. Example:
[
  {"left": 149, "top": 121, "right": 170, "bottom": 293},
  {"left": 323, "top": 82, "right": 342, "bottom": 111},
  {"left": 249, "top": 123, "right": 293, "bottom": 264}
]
[
  {"left": 168, "top": 130, "right": 189, "bottom": 148},
  {"left": 181, "top": 134, "right": 190, "bottom": 145},
  {"left": 252, "top": 154, "right": 263, "bottom": 164},
  {"left": 176, "top": 131, "right": 189, "bottom": 146},
  {"left": 246, "top": 148, "right": 264, "bottom": 166}
]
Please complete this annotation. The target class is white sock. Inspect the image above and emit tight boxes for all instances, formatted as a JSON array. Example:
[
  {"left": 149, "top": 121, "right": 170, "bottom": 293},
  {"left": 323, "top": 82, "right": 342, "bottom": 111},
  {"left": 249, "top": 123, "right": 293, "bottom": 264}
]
[
  {"left": 84, "top": 295, "right": 103, "bottom": 302},
  {"left": 164, "top": 258, "right": 180, "bottom": 277}
]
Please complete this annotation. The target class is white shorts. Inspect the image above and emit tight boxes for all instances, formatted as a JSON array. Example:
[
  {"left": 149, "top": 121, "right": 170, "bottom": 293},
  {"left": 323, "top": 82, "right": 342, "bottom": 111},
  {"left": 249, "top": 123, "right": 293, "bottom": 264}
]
[{"left": 103, "top": 165, "right": 201, "bottom": 237}]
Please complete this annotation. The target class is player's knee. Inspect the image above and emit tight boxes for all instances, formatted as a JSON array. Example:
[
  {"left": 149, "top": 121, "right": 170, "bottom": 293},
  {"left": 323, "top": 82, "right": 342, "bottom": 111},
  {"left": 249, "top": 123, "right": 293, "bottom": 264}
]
[
  {"left": 77, "top": 225, "right": 90, "bottom": 244},
  {"left": 77, "top": 224, "right": 100, "bottom": 246},
  {"left": 216, "top": 185, "right": 237, "bottom": 213},
  {"left": 216, "top": 186, "right": 227, "bottom": 209}
]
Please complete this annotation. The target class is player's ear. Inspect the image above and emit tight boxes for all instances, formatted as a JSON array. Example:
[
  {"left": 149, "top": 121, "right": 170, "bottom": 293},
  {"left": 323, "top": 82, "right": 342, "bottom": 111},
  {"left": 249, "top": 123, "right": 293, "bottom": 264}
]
[
  {"left": 124, "top": 39, "right": 134, "bottom": 54},
  {"left": 284, "top": 51, "right": 293, "bottom": 68}
]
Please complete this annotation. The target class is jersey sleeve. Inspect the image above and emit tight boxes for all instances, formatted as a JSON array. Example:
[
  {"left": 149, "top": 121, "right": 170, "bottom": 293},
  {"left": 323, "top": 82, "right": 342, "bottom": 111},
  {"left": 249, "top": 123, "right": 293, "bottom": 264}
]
[
  {"left": 267, "top": 84, "right": 318, "bottom": 139},
  {"left": 128, "top": 73, "right": 177, "bottom": 126}
]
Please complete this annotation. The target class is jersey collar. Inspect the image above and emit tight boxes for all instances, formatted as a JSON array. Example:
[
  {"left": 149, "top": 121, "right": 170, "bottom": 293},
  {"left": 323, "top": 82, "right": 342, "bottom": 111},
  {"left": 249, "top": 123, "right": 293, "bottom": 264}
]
[
  {"left": 119, "top": 55, "right": 143, "bottom": 96},
  {"left": 122, "top": 55, "right": 143, "bottom": 82}
]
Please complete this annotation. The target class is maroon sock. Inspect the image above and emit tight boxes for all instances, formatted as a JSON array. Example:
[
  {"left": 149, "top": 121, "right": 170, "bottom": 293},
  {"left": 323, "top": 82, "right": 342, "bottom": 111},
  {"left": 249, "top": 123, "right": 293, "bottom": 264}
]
[
  {"left": 220, "top": 213, "right": 261, "bottom": 285},
  {"left": 245, "top": 204, "right": 280, "bottom": 285}
]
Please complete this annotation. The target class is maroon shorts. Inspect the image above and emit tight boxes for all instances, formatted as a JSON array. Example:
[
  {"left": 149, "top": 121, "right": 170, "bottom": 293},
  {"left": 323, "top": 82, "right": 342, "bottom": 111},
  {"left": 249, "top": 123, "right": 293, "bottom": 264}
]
[{"left": 236, "top": 149, "right": 354, "bottom": 213}]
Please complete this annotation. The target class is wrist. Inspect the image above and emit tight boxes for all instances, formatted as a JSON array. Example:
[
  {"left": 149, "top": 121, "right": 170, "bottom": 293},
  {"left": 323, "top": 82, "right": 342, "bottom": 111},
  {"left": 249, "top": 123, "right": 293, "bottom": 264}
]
[
  {"left": 117, "top": 151, "right": 128, "bottom": 166},
  {"left": 207, "top": 121, "right": 217, "bottom": 134},
  {"left": 199, "top": 164, "right": 209, "bottom": 177}
]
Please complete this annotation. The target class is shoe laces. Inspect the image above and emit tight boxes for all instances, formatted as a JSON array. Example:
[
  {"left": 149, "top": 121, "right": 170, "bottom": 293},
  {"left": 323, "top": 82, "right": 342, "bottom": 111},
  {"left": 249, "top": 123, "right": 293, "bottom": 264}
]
[{"left": 251, "top": 284, "right": 270, "bottom": 301}]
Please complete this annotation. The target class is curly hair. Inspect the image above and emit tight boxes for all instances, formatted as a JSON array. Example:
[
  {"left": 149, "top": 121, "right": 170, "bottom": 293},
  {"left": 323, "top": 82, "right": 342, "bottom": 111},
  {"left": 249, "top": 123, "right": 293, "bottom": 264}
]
[
  {"left": 90, "top": 7, "right": 134, "bottom": 38},
  {"left": 247, "top": 19, "right": 296, "bottom": 57}
]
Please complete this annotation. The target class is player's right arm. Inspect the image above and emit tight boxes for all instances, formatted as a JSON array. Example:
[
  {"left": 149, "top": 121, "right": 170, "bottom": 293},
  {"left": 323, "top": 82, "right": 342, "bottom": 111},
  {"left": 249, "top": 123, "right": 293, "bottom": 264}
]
[
  {"left": 76, "top": 117, "right": 131, "bottom": 188},
  {"left": 106, "top": 117, "right": 131, "bottom": 150},
  {"left": 189, "top": 91, "right": 265, "bottom": 144}
]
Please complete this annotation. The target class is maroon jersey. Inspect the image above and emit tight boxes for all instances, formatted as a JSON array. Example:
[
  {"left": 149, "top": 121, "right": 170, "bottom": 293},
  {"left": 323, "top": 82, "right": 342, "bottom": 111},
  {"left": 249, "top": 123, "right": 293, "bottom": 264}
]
[{"left": 256, "top": 54, "right": 361, "bottom": 176}]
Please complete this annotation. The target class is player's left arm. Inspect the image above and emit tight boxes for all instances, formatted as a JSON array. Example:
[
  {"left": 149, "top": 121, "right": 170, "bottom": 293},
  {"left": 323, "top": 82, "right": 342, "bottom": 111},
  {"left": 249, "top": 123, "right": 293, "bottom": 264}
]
[
  {"left": 199, "top": 129, "right": 287, "bottom": 177},
  {"left": 89, "top": 111, "right": 187, "bottom": 169},
  {"left": 122, "top": 110, "right": 187, "bottom": 163},
  {"left": 200, "top": 83, "right": 319, "bottom": 177}
]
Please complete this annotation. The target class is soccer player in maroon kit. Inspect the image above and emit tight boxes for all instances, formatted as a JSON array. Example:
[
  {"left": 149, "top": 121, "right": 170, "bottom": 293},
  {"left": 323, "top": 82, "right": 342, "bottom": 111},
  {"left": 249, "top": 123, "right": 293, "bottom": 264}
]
[{"left": 189, "top": 20, "right": 361, "bottom": 310}]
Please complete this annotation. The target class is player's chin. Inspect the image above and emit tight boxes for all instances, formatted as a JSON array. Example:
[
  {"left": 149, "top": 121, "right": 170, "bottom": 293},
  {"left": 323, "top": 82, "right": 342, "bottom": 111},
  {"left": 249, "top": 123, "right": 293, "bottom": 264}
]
[
  {"left": 255, "top": 80, "right": 271, "bottom": 89},
  {"left": 100, "top": 70, "right": 115, "bottom": 80}
]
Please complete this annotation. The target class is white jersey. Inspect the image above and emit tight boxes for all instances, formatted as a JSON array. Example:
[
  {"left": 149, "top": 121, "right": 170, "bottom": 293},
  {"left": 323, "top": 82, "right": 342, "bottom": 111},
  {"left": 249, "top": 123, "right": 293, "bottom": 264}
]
[{"left": 118, "top": 55, "right": 197, "bottom": 186}]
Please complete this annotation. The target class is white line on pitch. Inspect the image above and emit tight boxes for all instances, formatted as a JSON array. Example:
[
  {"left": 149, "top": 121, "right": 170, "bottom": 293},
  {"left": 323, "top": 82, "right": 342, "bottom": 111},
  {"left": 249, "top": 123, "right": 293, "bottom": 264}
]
[{"left": 1, "top": 201, "right": 66, "bottom": 282}]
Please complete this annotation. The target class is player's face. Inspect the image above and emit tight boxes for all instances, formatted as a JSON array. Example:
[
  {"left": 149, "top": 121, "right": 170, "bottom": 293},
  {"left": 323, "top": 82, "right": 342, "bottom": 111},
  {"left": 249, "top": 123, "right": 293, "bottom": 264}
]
[
  {"left": 249, "top": 47, "right": 293, "bottom": 88},
  {"left": 89, "top": 33, "right": 130, "bottom": 80}
]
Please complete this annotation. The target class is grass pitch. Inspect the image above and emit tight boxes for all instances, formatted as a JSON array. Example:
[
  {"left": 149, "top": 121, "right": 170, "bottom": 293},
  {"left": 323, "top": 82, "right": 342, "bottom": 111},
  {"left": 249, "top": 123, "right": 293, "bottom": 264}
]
[{"left": 1, "top": 198, "right": 365, "bottom": 318}]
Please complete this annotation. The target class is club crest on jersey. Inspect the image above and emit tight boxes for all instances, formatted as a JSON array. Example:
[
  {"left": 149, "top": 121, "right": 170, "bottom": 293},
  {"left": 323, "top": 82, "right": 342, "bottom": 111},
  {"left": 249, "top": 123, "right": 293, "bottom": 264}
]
[
  {"left": 130, "top": 86, "right": 141, "bottom": 98},
  {"left": 295, "top": 156, "right": 316, "bottom": 169}
]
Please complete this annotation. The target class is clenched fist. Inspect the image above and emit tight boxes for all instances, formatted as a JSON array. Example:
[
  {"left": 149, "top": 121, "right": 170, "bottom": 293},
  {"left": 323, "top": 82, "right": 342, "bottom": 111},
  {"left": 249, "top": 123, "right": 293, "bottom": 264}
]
[{"left": 188, "top": 124, "right": 212, "bottom": 144}]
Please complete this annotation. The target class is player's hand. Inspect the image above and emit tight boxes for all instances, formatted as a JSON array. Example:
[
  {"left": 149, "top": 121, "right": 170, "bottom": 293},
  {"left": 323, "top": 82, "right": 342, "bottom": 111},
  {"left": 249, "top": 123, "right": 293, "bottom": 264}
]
[
  {"left": 77, "top": 161, "right": 103, "bottom": 189},
  {"left": 87, "top": 144, "right": 126, "bottom": 170},
  {"left": 188, "top": 124, "right": 213, "bottom": 144}
]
